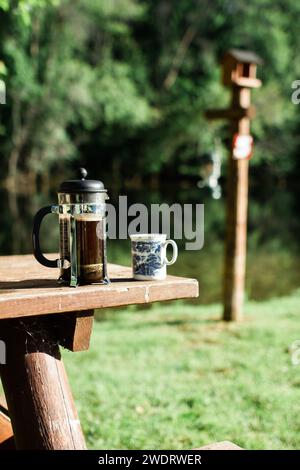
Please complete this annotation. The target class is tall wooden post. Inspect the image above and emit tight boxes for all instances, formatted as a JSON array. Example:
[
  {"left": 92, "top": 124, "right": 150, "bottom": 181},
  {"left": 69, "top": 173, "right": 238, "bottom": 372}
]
[
  {"left": 224, "top": 90, "right": 250, "bottom": 321},
  {"left": 206, "top": 49, "right": 262, "bottom": 321}
]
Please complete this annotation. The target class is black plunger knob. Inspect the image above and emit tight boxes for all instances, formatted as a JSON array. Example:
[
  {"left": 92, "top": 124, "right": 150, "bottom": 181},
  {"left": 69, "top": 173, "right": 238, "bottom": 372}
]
[{"left": 79, "top": 167, "right": 88, "bottom": 180}]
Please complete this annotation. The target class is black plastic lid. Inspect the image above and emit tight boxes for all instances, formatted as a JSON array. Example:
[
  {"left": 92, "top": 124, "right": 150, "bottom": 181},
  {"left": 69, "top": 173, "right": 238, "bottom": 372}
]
[{"left": 59, "top": 168, "right": 106, "bottom": 193}]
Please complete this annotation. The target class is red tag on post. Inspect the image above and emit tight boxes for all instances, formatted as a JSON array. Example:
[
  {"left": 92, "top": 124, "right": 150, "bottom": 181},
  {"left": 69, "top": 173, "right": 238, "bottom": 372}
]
[{"left": 232, "top": 134, "right": 253, "bottom": 160}]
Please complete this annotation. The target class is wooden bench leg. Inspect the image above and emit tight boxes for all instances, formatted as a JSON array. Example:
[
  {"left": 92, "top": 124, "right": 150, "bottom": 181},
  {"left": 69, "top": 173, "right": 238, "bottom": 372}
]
[{"left": 0, "top": 318, "right": 86, "bottom": 450}]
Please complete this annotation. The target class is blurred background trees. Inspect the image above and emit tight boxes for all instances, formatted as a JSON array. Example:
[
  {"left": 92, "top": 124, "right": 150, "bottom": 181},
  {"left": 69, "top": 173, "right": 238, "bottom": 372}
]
[{"left": 1, "top": 0, "right": 300, "bottom": 191}]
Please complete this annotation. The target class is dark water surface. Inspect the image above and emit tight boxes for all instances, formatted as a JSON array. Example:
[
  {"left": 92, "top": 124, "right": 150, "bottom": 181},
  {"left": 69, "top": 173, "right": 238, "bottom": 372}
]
[{"left": 0, "top": 183, "right": 299, "bottom": 304}]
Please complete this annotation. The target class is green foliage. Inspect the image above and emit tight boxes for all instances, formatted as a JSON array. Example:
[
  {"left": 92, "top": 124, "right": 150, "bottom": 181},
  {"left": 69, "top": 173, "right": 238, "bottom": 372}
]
[
  {"left": 0, "top": 0, "right": 8, "bottom": 11},
  {"left": 0, "top": 0, "right": 300, "bottom": 183},
  {"left": 0, "top": 0, "right": 155, "bottom": 179},
  {"left": 96, "top": 62, "right": 156, "bottom": 127},
  {"left": 0, "top": 1, "right": 60, "bottom": 25}
]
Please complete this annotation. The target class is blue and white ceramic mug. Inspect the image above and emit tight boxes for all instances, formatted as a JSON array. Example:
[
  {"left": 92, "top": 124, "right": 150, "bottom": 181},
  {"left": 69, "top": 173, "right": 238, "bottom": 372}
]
[{"left": 130, "top": 234, "right": 178, "bottom": 280}]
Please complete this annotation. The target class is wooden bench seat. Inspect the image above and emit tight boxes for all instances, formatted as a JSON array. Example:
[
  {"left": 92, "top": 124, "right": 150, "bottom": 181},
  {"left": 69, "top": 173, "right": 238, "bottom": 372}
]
[{"left": 195, "top": 441, "right": 242, "bottom": 450}]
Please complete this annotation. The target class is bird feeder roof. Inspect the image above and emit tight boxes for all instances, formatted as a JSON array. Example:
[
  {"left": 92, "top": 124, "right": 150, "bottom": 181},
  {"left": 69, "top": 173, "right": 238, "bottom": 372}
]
[{"left": 224, "top": 49, "right": 263, "bottom": 65}]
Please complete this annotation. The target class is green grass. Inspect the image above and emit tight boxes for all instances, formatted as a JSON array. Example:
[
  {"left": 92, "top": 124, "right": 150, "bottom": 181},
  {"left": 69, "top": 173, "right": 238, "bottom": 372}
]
[{"left": 63, "top": 292, "right": 300, "bottom": 450}]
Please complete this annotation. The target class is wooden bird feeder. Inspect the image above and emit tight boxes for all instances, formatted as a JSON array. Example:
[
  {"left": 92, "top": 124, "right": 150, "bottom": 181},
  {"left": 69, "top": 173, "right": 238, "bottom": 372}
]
[
  {"left": 222, "top": 49, "right": 262, "bottom": 89},
  {"left": 206, "top": 49, "right": 262, "bottom": 322}
]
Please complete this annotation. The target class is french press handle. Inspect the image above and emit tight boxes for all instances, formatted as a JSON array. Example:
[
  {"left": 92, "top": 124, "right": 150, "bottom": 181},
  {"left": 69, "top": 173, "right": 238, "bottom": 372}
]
[{"left": 32, "top": 205, "right": 59, "bottom": 268}]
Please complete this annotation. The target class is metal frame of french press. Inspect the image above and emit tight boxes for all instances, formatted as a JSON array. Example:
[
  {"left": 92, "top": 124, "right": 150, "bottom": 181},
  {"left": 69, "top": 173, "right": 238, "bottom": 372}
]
[{"left": 206, "top": 49, "right": 262, "bottom": 322}]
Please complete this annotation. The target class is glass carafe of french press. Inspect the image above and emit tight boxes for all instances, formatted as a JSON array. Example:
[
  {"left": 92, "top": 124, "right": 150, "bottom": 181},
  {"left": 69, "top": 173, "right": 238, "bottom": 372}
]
[{"left": 32, "top": 168, "right": 109, "bottom": 287}]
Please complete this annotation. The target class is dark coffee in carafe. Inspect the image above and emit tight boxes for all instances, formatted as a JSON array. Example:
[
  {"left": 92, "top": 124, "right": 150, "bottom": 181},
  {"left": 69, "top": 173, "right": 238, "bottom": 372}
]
[{"left": 75, "top": 214, "right": 107, "bottom": 284}]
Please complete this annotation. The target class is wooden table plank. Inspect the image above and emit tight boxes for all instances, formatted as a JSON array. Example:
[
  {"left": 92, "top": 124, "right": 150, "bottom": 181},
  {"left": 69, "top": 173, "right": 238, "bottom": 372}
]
[{"left": 0, "top": 255, "right": 198, "bottom": 319}]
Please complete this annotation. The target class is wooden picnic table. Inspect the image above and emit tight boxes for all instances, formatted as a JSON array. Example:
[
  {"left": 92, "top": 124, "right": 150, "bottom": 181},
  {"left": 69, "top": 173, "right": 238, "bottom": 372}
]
[{"left": 0, "top": 254, "right": 198, "bottom": 450}]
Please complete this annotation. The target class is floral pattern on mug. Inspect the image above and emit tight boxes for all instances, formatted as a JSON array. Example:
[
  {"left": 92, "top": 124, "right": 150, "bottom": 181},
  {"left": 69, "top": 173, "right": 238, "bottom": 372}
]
[
  {"left": 132, "top": 241, "right": 162, "bottom": 277},
  {"left": 130, "top": 234, "right": 178, "bottom": 281}
]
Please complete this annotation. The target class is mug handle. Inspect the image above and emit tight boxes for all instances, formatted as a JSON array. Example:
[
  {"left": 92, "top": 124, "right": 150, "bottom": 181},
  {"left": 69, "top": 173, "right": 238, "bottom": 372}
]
[
  {"left": 163, "top": 240, "right": 178, "bottom": 266},
  {"left": 32, "top": 205, "right": 59, "bottom": 268}
]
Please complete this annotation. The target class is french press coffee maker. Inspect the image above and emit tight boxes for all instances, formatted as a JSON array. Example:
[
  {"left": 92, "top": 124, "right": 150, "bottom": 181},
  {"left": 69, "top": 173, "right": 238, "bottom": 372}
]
[{"left": 32, "top": 168, "right": 109, "bottom": 287}]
